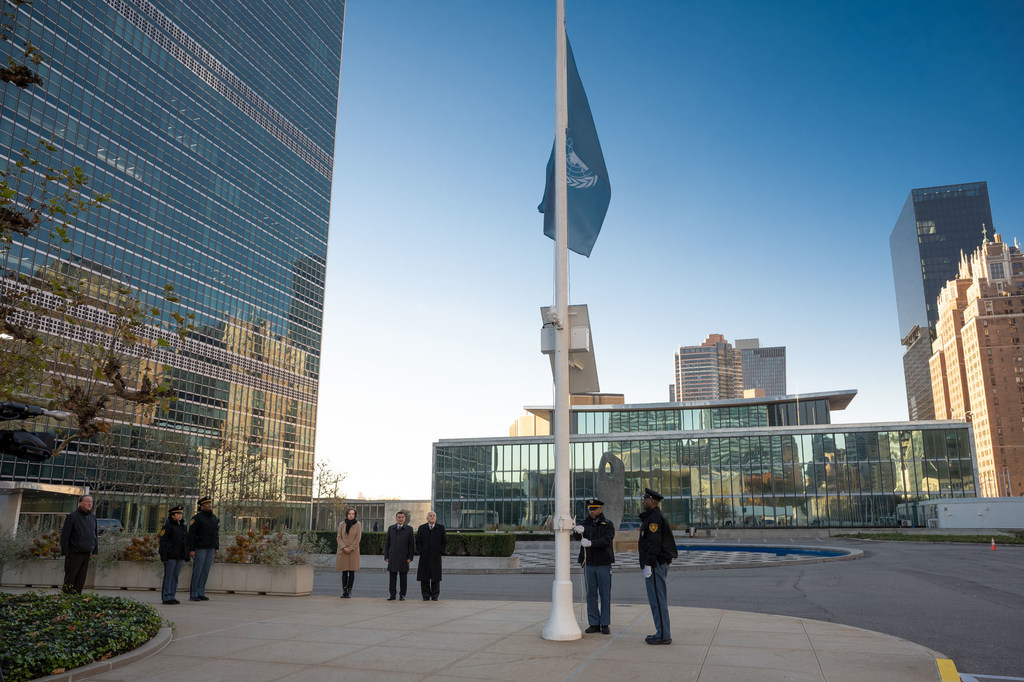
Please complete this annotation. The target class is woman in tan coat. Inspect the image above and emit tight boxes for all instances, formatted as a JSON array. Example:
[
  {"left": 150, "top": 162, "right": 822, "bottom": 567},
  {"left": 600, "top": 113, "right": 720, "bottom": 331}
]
[{"left": 336, "top": 508, "right": 361, "bottom": 598}]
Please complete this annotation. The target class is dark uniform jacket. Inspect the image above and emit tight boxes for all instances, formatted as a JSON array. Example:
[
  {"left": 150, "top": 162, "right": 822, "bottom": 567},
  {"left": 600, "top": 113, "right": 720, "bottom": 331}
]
[
  {"left": 384, "top": 523, "right": 415, "bottom": 573},
  {"left": 187, "top": 509, "right": 220, "bottom": 551},
  {"left": 638, "top": 507, "right": 677, "bottom": 567},
  {"left": 158, "top": 516, "right": 189, "bottom": 562},
  {"left": 415, "top": 523, "right": 447, "bottom": 582},
  {"left": 573, "top": 513, "right": 615, "bottom": 566},
  {"left": 60, "top": 508, "right": 98, "bottom": 555}
]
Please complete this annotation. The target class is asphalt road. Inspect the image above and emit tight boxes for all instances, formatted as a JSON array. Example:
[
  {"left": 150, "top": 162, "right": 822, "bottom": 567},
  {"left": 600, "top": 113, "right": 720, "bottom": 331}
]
[{"left": 314, "top": 539, "right": 1024, "bottom": 678}]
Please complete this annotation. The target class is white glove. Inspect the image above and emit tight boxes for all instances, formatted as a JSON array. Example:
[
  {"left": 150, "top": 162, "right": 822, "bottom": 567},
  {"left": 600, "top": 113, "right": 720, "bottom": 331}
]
[
  {"left": 580, "top": 538, "right": 592, "bottom": 547},
  {"left": 574, "top": 525, "right": 584, "bottom": 534},
  {"left": 643, "top": 565, "right": 652, "bottom": 579}
]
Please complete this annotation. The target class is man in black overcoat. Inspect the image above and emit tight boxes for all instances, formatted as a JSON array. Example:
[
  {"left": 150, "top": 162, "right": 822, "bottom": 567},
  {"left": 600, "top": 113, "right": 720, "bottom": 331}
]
[
  {"left": 415, "top": 510, "right": 447, "bottom": 601},
  {"left": 384, "top": 510, "right": 414, "bottom": 600}
]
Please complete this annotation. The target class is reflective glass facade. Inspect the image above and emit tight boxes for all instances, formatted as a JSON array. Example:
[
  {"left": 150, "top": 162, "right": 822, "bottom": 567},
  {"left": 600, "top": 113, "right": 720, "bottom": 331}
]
[
  {"left": 435, "top": 396, "right": 977, "bottom": 529},
  {"left": 1, "top": 0, "right": 344, "bottom": 530},
  {"left": 890, "top": 182, "right": 992, "bottom": 420}
]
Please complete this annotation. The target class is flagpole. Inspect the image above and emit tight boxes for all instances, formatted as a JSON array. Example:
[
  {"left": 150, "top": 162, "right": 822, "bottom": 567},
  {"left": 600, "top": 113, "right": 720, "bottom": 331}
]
[{"left": 542, "top": 0, "right": 581, "bottom": 642}]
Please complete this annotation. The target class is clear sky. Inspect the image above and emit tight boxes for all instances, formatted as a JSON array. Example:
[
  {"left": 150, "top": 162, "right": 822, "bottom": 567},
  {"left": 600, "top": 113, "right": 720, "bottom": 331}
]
[{"left": 316, "top": 1, "right": 1024, "bottom": 500}]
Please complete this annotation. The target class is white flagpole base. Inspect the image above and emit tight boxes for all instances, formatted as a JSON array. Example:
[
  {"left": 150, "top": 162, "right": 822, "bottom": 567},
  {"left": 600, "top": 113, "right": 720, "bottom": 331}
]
[{"left": 542, "top": 579, "right": 581, "bottom": 640}]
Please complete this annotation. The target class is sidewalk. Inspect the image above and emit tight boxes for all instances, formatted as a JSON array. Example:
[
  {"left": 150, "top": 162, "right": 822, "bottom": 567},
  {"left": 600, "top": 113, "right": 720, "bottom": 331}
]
[{"left": 19, "top": 588, "right": 955, "bottom": 682}]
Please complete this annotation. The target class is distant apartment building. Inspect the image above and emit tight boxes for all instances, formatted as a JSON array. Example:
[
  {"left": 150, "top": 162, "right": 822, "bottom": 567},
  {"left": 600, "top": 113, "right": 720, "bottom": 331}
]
[
  {"left": 672, "top": 335, "right": 786, "bottom": 402},
  {"left": 890, "top": 182, "right": 993, "bottom": 420},
  {"left": 736, "top": 338, "right": 787, "bottom": 397},
  {"left": 930, "top": 234, "right": 1024, "bottom": 497},
  {"left": 673, "top": 334, "right": 742, "bottom": 401}
]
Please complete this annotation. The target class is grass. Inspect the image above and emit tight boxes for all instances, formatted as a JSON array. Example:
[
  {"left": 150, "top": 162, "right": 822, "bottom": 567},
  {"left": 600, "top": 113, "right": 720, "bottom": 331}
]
[
  {"left": 835, "top": 532, "right": 1024, "bottom": 544},
  {"left": 0, "top": 591, "right": 165, "bottom": 682}
]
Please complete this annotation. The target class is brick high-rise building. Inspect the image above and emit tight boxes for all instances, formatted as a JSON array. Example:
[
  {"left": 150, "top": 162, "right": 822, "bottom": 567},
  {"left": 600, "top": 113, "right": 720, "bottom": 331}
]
[
  {"left": 673, "top": 334, "right": 743, "bottom": 402},
  {"left": 930, "top": 234, "right": 1024, "bottom": 497}
]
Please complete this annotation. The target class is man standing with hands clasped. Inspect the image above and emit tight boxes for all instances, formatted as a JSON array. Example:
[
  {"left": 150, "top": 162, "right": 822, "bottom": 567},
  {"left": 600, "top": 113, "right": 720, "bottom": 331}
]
[
  {"left": 573, "top": 498, "right": 615, "bottom": 634},
  {"left": 639, "top": 488, "right": 677, "bottom": 645},
  {"left": 384, "top": 511, "right": 414, "bottom": 600}
]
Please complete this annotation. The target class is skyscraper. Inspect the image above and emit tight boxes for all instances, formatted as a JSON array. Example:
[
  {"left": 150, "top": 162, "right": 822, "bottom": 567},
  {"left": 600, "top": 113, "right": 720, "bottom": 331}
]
[
  {"left": 930, "top": 234, "right": 1023, "bottom": 498},
  {"left": 735, "top": 338, "right": 787, "bottom": 397},
  {"left": 1, "top": 1, "right": 344, "bottom": 530},
  {"left": 890, "top": 182, "right": 992, "bottom": 420},
  {"left": 673, "top": 334, "right": 742, "bottom": 402}
]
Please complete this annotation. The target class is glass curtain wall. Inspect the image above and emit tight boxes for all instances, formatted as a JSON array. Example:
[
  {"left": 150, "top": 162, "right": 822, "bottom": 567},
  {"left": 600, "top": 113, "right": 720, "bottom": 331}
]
[{"left": 434, "top": 426, "right": 975, "bottom": 529}]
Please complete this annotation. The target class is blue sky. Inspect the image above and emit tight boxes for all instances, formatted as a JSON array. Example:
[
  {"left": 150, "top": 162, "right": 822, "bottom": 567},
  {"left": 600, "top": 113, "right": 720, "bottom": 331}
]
[{"left": 316, "top": 1, "right": 1024, "bottom": 499}]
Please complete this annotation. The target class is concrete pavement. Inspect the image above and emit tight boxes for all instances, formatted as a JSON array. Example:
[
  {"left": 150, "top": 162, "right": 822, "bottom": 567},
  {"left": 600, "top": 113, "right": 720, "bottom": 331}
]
[{"left": 10, "top": 587, "right": 956, "bottom": 682}]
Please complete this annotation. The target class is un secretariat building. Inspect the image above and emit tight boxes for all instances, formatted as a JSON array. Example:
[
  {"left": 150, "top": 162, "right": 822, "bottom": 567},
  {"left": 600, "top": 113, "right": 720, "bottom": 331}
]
[
  {"left": 433, "top": 391, "right": 978, "bottom": 530},
  {"left": 1, "top": 1, "right": 343, "bottom": 531}
]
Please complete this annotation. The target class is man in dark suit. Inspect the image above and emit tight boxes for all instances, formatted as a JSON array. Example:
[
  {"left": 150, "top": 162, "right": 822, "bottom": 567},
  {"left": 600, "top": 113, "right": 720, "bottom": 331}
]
[
  {"left": 415, "top": 510, "right": 447, "bottom": 601},
  {"left": 384, "top": 510, "right": 414, "bottom": 600}
]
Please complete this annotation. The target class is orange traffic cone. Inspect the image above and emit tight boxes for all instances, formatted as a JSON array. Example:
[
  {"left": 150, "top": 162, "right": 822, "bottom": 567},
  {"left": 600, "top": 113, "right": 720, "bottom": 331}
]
[{"left": 991, "top": 537, "right": 997, "bottom": 551}]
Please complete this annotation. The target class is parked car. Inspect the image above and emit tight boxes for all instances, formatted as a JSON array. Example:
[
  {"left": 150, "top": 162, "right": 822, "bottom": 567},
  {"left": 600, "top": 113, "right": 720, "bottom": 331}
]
[
  {"left": 96, "top": 518, "right": 123, "bottom": 534},
  {"left": 618, "top": 521, "right": 641, "bottom": 531}
]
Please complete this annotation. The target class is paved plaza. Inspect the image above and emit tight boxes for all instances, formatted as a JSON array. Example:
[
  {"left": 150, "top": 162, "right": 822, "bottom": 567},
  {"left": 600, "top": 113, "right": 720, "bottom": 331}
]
[{"left": 17, "top": 588, "right": 953, "bottom": 682}]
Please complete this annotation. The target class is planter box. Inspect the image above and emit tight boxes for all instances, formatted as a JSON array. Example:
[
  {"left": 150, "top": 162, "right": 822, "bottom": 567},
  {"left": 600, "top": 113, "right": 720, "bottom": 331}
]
[
  {"left": 1, "top": 558, "right": 68, "bottom": 587},
  {"left": 206, "top": 563, "right": 313, "bottom": 596},
  {"left": 1, "top": 560, "right": 312, "bottom": 596}
]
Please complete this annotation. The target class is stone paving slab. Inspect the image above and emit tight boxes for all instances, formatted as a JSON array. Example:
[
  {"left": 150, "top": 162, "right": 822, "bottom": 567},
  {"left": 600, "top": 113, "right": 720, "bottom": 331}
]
[{"left": 5, "top": 588, "right": 951, "bottom": 682}]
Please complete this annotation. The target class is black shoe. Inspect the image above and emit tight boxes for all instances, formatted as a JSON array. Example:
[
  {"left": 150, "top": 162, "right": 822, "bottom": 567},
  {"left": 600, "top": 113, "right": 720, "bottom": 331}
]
[
  {"left": 645, "top": 637, "right": 671, "bottom": 645},
  {"left": 584, "top": 625, "right": 601, "bottom": 634},
  {"left": 189, "top": 597, "right": 202, "bottom": 601},
  {"left": 387, "top": 596, "right": 396, "bottom": 601},
  {"left": 422, "top": 596, "right": 430, "bottom": 601},
  {"left": 601, "top": 626, "right": 610, "bottom": 635},
  {"left": 342, "top": 592, "right": 351, "bottom": 598},
  {"left": 431, "top": 596, "right": 438, "bottom": 601},
  {"left": 399, "top": 595, "right": 405, "bottom": 601},
  {"left": 197, "top": 595, "right": 210, "bottom": 601},
  {"left": 162, "top": 600, "right": 175, "bottom": 605}
]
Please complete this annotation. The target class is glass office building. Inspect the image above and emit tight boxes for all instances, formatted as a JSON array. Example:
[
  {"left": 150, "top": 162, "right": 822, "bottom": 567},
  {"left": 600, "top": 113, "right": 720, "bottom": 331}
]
[
  {"left": 433, "top": 392, "right": 978, "bottom": 529},
  {"left": 1, "top": 1, "right": 344, "bottom": 530},
  {"left": 890, "top": 182, "right": 993, "bottom": 420}
]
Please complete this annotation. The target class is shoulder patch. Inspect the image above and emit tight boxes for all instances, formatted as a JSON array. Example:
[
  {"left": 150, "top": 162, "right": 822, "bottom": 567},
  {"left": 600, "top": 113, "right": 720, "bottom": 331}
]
[
  {"left": 648, "top": 522, "right": 659, "bottom": 532},
  {"left": 158, "top": 529, "right": 165, "bottom": 537},
  {"left": 189, "top": 519, "right": 196, "bottom": 526}
]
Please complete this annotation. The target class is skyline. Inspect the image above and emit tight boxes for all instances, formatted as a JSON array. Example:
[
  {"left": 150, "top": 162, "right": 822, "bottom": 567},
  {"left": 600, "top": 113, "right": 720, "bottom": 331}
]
[{"left": 317, "top": 1, "right": 1024, "bottom": 500}]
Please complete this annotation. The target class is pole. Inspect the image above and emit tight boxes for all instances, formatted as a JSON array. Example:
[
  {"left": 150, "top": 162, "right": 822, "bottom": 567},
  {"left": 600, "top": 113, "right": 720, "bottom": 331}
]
[{"left": 542, "top": 0, "right": 580, "bottom": 641}]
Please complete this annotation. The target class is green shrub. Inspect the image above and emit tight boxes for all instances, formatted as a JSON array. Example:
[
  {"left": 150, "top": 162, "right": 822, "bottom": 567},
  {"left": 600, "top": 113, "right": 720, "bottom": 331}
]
[
  {"left": 0, "top": 592, "right": 164, "bottom": 682},
  {"left": 836, "top": 532, "right": 1024, "bottom": 544},
  {"left": 299, "top": 530, "right": 337, "bottom": 553}
]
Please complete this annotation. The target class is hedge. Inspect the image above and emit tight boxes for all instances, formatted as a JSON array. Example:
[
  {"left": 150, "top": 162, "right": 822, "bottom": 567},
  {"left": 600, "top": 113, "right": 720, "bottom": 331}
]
[{"left": 299, "top": 530, "right": 516, "bottom": 557}]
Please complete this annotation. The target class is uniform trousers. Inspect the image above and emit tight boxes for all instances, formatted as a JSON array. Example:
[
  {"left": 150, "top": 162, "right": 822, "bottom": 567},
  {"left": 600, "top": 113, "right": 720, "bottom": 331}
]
[
  {"left": 190, "top": 548, "right": 215, "bottom": 598},
  {"left": 584, "top": 564, "right": 612, "bottom": 626},
  {"left": 62, "top": 552, "right": 91, "bottom": 594},
  {"left": 162, "top": 558, "right": 184, "bottom": 602},
  {"left": 645, "top": 562, "right": 671, "bottom": 640}
]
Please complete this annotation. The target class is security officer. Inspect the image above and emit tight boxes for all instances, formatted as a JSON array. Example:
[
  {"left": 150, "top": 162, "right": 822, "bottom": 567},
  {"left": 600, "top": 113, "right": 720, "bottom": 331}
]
[
  {"left": 158, "top": 505, "right": 189, "bottom": 604},
  {"left": 573, "top": 498, "right": 615, "bottom": 634},
  {"left": 187, "top": 496, "right": 219, "bottom": 601},
  {"left": 638, "top": 488, "right": 677, "bottom": 644}
]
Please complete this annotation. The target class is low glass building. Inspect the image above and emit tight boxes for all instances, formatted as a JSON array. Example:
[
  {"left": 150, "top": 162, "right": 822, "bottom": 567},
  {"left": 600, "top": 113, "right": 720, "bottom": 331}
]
[{"left": 433, "top": 391, "right": 977, "bottom": 529}]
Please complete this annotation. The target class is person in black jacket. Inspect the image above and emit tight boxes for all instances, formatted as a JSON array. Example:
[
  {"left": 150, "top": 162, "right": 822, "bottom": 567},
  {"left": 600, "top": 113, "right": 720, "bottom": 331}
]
[
  {"left": 187, "top": 496, "right": 219, "bottom": 601},
  {"left": 383, "top": 511, "right": 414, "bottom": 600},
  {"left": 60, "top": 495, "right": 99, "bottom": 594},
  {"left": 415, "top": 510, "right": 447, "bottom": 601},
  {"left": 573, "top": 498, "right": 616, "bottom": 634},
  {"left": 638, "top": 488, "right": 677, "bottom": 645},
  {"left": 158, "top": 505, "right": 189, "bottom": 604}
]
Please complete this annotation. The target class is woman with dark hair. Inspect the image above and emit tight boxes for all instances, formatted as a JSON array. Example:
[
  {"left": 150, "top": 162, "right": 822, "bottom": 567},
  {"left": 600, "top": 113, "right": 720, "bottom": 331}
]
[{"left": 336, "top": 508, "right": 361, "bottom": 598}]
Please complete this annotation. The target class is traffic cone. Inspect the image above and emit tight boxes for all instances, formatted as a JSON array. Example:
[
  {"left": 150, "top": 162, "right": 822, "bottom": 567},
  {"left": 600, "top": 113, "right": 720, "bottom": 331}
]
[{"left": 991, "top": 537, "right": 997, "bottom": 551}]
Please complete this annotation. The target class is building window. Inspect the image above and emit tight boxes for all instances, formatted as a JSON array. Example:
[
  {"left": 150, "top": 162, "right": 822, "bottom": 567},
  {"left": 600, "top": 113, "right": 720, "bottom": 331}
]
[{"left": 990, "top": 262, "right": 1005, "bottom": 279}]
